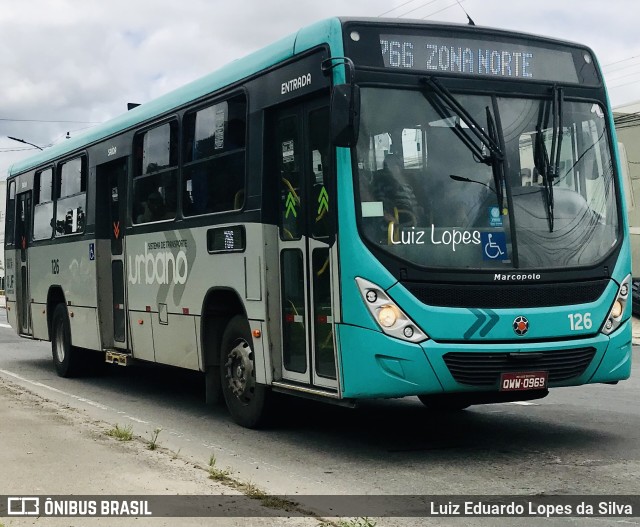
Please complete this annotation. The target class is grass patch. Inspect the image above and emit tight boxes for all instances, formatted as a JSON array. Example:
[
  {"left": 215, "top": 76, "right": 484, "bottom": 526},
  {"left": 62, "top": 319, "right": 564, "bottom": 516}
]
[
  {"left": 106, "top": 424, "right": 133, "bottom": 441},
  {"left": 208, "top": 454, "right": 231, "bottom": 481},
  {"left": 205, "top": 455, "right": 304, "bottom": 514},
  {"left": 147, "top": 428, "right": 162, "bottom": 450}
]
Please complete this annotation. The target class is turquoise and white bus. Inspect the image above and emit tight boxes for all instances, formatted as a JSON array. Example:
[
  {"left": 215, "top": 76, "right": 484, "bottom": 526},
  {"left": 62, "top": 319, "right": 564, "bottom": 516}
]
[{"left": 4, "top": 18, "right": 632, "bottom": 427}]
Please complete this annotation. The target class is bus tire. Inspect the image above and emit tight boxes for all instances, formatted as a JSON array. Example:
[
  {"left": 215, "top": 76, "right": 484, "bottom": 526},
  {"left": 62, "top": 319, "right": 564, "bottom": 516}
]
[
  {"left": 51, "top": 304, "right": 87, "bottom": 378},
  {"left": 220, "top": 315, "right": 271, "bottom": 428},
  {"left": 417, "top": 394, "right": 470, "bottom": 412}
]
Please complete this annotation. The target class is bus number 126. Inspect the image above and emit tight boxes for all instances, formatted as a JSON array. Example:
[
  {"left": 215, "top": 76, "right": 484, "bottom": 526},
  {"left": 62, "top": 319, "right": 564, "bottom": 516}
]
[{"left": 568, "top": 312, "right": 592, "bottom": 331}]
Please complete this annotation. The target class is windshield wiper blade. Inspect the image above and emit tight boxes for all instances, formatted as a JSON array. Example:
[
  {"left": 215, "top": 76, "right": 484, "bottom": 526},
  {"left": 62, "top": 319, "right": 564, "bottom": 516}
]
[
  {"left": 551, "top": 86, "right": 564, "bottom": 183},
  {"left": 420, "top": 76, "right": 503, "bottom": 163},
  {"left": 421, "top": 76, "right": 505, "bottom": 211},
  {"left": 485, "top": 105, "right": 505, "bottom": 213},
  {"left": 534, "top": 85, "right": 564, "bottom": 233}
]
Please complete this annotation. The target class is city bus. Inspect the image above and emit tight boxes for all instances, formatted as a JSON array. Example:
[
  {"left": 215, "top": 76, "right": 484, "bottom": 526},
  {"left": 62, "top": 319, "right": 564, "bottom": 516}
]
[{"left": 4, "top": 17, "right": 632, "bottom": 428}]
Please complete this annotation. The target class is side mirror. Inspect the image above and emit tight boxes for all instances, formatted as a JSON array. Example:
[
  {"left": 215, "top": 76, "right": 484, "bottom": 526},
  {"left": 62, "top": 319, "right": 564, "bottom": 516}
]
[{"left": 330, "top": 84, "right": 360, "bottom": 147}]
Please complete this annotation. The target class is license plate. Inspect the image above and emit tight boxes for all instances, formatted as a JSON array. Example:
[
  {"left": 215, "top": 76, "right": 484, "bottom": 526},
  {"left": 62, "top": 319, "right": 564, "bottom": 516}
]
[{"left": 500, "top": 371, "right": 548, "bottom": 391}]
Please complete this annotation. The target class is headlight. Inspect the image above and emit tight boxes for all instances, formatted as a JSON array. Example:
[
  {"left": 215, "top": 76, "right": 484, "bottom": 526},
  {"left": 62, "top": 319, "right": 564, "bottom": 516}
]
[
  {"left": 356, "top": 277, "right": 428, "bottom": 343},
  {"left": 378, "top": 305, "right": 398, "bottom": 327},
  {"left": 601, "top": 274, "right": 631, "bottom": 335}
]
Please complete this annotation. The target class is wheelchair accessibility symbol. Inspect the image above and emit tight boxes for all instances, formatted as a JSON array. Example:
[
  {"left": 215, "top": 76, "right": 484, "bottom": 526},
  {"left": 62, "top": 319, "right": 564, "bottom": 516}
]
[{"left": 481, "top": 232, "right": 508, "bottom": 260}]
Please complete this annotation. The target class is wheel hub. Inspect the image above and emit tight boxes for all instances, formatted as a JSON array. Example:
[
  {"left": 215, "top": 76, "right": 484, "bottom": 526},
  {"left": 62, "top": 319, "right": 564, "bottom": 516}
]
[
  {"left": 55, "top": 324, "right": 66, "bottom": 362},
  {"left": 224, "top": 340, "right": 255, "bottom": 400}
]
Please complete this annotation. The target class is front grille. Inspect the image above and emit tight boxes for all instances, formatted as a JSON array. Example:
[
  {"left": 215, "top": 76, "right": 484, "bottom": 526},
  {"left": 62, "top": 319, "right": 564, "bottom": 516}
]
[
  {"left": 402, "top": 280, "right": 609, "bottom": 309},
  {"left": 443, "top": 348, "right": 596, "bottom": 387}
]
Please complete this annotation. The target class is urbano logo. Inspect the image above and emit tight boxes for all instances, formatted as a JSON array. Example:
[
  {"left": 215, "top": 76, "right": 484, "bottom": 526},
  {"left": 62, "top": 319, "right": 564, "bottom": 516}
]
[{"left": 128, "top": 243, "right": 188, "bottom": 285}]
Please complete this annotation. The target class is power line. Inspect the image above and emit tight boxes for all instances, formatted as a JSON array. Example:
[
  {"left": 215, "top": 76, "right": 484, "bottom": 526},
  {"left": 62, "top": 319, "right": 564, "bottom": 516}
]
[
  {"left": 397, "top": 0, "right": 441, "bottom": 18},
  {"left": 0, "top": 147, "right": 39, "bottom": 152},
  {"left": 378, "top": 0, "right": 421, "bottom": 17},
  {"left": 608, "top": 77, "right": 640, "bottom": 90},
  {"left": 605, "top": 69, "right": 640, "bottom": 83},
  {"left": 422, "top": 0, "right": 465, "bottom": 18},
  {"left": 603, "top": 58, "right": 640, "bottom": 74},
  {"left": 603, "top": 54, "right": 640, "bottom": 69}
]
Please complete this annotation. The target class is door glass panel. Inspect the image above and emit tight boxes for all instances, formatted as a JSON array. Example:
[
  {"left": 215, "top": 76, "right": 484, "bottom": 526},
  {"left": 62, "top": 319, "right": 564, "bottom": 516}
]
[
  {"left": 112, "top": 261, "right": 125, "bottom": 342},
  {"left": 312, "top": 248, "right": 336, "bottom": 379},
  {"left": 17, "top": 194, "right": 31, "bottom": 261},
  {"left": 308, "top": 107, "right": 332, "bottom": 240},
  {"left": 278, "top": 116, "right": 302, "bottom": 240},
  {"left": 110, "top": 168, "right": 123, "bottom": 255},
  {"left": 281, "top": 249, "right": 306, "bottom": 373}
]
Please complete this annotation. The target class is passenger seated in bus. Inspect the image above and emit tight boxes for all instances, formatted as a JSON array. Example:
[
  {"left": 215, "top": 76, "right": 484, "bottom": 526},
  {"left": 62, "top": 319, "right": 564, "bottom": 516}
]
[
  {"left": 137, "top": 191, "right": 166, "bottom": 223},
  {"left": 163, "top": 185, "right": 178, "bottom": 219},
  {"left": 373, "top": 153, "right": 421, "bottom": 226}
]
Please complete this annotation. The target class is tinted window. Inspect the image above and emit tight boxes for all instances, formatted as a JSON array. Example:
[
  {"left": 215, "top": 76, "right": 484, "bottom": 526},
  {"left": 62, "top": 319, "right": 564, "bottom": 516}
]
[
  {"left": 133, "top": 121, "right": 179, "bottom": 223},
  {"left": 34, "top": 168, "right": 54, "bottom": 240},
  {"left": 182, "top": 94, "right": 246, "bottom": 215},
  {"left": 55, "top": 157, "right": 86, "bottom": 236}
]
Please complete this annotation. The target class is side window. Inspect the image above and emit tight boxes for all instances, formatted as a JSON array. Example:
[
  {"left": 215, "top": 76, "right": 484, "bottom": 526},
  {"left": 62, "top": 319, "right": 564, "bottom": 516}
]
[
  {"left": 5, "top": 180, "right": 16, "bottom": 246},
  {"left": 132, "top": 121, "right": 179, "bottom": 224},
  {"left": 55, "top": 157, "right": 87, "bottom": 236},
  {"left": 182, "top": 94, "right": 246, "bottom": 216},
  {"left": 33, "top": 168, "right": 54, "bottom": 240},
  {"left": 401, "top": 128, "right": 424, "bottom": 169}
]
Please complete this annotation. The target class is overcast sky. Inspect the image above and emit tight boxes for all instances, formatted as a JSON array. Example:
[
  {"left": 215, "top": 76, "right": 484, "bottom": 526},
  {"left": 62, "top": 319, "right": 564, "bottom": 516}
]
[{"left": 1, "top": 0, "right": 639, "bottom": 176}]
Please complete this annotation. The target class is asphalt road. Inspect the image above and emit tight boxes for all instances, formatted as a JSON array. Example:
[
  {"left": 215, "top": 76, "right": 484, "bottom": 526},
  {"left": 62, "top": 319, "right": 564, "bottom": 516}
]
[{"left": 0, "top": 307, "right": 638, "bottom": 526}]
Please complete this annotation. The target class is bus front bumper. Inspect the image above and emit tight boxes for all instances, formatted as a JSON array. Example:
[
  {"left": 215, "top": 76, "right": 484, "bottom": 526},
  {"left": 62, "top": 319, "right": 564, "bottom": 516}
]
[{"left": 337, "top": 319, "right": 632, "bottom": 399}]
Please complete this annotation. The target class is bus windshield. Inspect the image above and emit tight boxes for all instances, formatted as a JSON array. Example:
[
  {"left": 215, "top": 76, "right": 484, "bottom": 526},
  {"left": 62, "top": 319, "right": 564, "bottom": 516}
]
[{"left": 355, "top": 87, "right": 619, "bottom": 270}]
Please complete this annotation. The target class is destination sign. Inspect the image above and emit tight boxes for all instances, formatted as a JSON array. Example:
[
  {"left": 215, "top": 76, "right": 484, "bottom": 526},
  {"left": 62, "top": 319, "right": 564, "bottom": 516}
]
[{"left": 380, "top": 34, "right": 580, "bottom": 83}]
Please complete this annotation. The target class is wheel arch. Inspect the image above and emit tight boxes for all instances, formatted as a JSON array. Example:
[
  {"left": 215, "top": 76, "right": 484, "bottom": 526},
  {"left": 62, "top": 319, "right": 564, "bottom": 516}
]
[
  {"left": 46, "top": 286, "right": 66, "bottom": 341},
  {"left": 200, "top": 287, "right": 247, "bottom": 371}
]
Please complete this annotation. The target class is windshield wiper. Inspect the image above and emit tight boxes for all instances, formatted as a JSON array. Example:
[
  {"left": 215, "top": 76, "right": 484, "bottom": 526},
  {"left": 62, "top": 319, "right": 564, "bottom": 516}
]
[
  {"left": 485, "top": 105, "right": 505, "bottom": 213},
  {"left": 420, "top": 76, "right": 505, "bottom": 211},
  {"left": 534, "top": 85, "right": 564, "bottom": 232}
]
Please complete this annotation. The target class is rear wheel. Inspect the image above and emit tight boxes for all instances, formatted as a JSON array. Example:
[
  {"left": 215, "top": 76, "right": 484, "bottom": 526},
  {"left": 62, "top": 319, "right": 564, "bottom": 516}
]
[
  {"left": 51, "top": 304, "right": 81, "bottom": 377},
  {"left": 220, "top": 315, "right": 271, "bottom": 428}
]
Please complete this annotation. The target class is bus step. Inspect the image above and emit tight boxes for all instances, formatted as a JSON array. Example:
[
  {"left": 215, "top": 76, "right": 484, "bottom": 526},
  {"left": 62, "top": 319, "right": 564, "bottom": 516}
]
[
  {"left": 105, "top": 350, "right": 131, "bottom": 366},
  {"left": 271, "top": 381, "right": 356, "bottom": 408}
]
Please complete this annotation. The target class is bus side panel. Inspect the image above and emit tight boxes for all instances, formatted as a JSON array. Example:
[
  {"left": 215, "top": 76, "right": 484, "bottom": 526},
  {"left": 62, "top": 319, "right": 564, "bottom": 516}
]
[
  {"left": 129, "top": 311, "right": 155, "bottom": 362},
  {"left": 31, "top": 301, "right": 48, "bottom": 340},
  {"left": 28, "top": 245, "right": 50, "bottom": 340},
  {"left": 153, "top": 314, "right": 199, "bottom": 370},
  {"left": 6, "top": 301, "right": 18, "bottom": 331},
  {"left": 124, "top": 224, "right": 266, "bottom": 368},
  {"left": 67, "top": 306, "right": 101, "bottom": 350},
  {"left": 30, "top": 239, "right": 101, "bottom": 350}
]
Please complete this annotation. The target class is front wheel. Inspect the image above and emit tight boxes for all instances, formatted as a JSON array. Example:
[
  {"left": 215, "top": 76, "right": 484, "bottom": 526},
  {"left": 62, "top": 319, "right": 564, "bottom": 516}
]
[{"left": 220, "top": 316, "right": 271, "bottom": 428}]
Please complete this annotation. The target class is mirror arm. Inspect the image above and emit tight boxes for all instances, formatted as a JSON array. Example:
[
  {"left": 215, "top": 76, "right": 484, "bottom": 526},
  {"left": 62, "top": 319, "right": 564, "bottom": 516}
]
[{"left": 321, "top": 56, "right": 355, "bottom": 84}]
